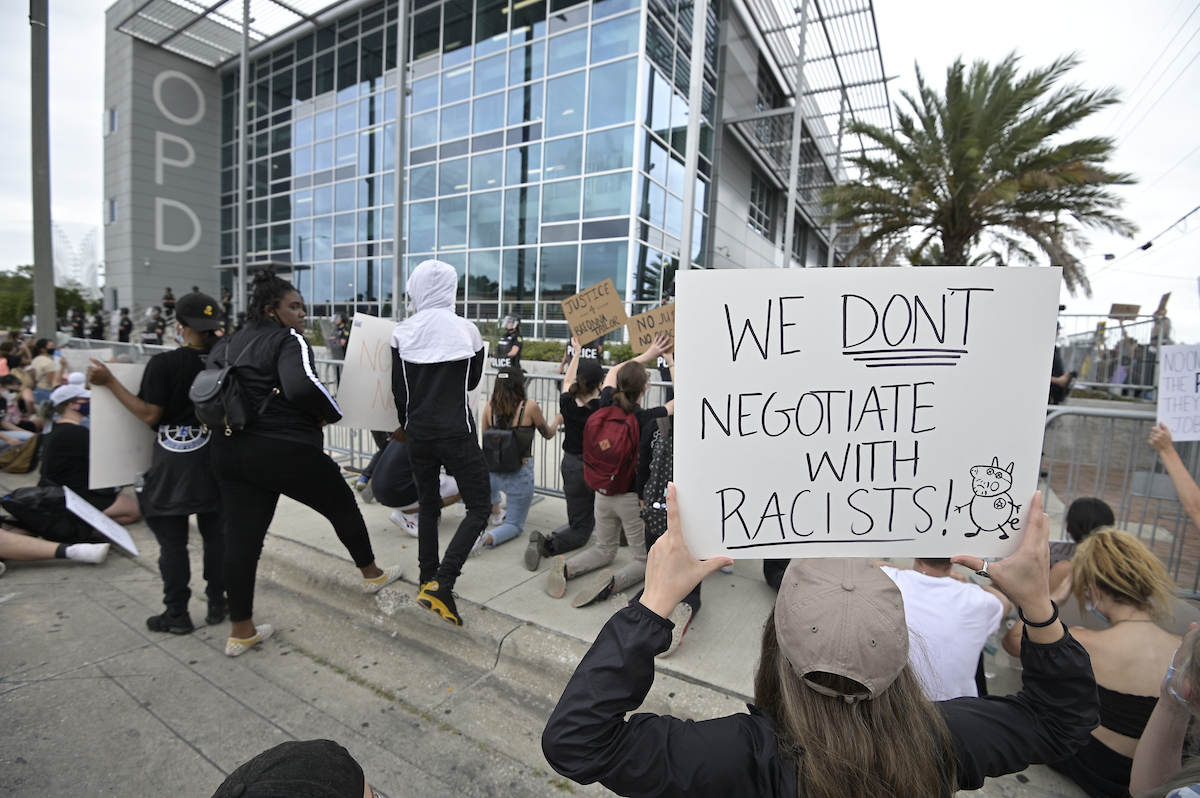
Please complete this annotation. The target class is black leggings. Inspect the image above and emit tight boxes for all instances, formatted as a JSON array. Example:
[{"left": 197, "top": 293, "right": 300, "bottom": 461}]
[
  {"left": 145, "top": 511, "right": 225, "bottom": 616},
  {"left": 212, "top": 434, "right": 376, "bottom": 623}
]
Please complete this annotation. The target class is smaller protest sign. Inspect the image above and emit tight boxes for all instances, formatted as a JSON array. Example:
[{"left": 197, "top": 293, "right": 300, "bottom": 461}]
[
  {"left": 89, "top": 363, "right": 155, "bottom": 490},
  {"left": 64, "top": 487, "right": 138, "bottom": 556},
  {"left": 1158, "top": 344, "right": 1200, "bottom": 441},
  {"left": 335, "top": 313, "right": 402, "bottom": 431},
  {"left": 1109, "top": 303, "right": 1140, "bottom": 318},
  {"left": 627, "top": 303, "right": 675, "bottom": 354},
  {"left": 64, "top": 348, "right": 112, "bottom": 376},
  {"left": 560, "top": 279, "right": 628, "bottom": 341}
]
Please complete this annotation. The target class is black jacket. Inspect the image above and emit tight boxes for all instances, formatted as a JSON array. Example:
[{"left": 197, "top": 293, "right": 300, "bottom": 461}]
[
  {"left": 391, "top": 351, "right": 485, "bottom": 441},
  {"left": 208, "top": 320, "right": 340, "bottom": 447},
  {"left": 543, "top": 603, "right": 1099, "bottom": 797}
]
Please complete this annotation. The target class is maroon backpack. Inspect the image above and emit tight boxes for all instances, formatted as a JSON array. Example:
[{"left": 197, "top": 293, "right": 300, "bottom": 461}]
[{"left": 582, "top": 405, "right": 640, "bottom": 495}]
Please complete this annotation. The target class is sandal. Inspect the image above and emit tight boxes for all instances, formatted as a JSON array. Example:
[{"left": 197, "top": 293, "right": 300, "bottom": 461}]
[{"left": 225, "top": 624, "right": 275, "bottom": 657}]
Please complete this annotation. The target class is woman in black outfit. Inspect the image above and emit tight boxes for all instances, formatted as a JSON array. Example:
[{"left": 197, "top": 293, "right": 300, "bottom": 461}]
[
  {"left": 88, "top": 292, "right": 228, "bottom": 635},
  {"left": 208, "top": 268, "right": 400, "bottom": 657},
  {"left": 542, "top": 490, "right": 1099, "bottom": 797}
]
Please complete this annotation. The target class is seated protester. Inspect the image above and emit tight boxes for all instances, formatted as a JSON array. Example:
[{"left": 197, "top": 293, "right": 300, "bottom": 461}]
[
  {"left": 0, "top": 522, "right": 109, "bottom": 572},
  {"left": 0, "top": 374, "right": 41, "bottom": 432},
  {"left": 542, "top": 489, "right": 1100, "bottom": 797},
  {"left": 209, "top": 739, "right": 379, "bottom": 798},
  {"left": 879, "top": 558, "right": 1011, "bottom": 700},
  {"left": 372, "top": 437, "right": 461, "bottom": 537},
  {"left": 1049, "top": 496, "right": 1114, "bottom": 593},
  {"left": 27, "top": 338, "right": 60, "bottom": 404},
  {"left": 38, "top": 384, "right": 141, "bottom": 525}
]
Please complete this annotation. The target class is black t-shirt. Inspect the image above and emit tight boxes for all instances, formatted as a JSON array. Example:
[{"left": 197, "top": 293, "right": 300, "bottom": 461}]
[
  {"left": 560, "top": 392, "right": 600, "bottom": 455},
  {"left": 492, "top": 329, "right": 523, "bottom": 369},
  {"left": 118, "top": 317, "right": 133, "bottom": 342},
  {"left": 39, "top": 422, "right": 91, "bottom": 495},
  {"left": 139, "top": 346, "right": 208, "bottom": 426},
  {"left": 4, "top": 354, "right": 22, "bottom": 370}
]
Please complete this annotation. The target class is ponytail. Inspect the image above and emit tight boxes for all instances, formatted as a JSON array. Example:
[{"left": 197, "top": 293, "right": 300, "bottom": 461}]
[{"left": 611, "top": 360, "right": 648, "bottom": 414}]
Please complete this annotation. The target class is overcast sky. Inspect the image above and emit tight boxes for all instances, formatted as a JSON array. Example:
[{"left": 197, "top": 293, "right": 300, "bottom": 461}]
[{"left": 1, "top": 0, "right": 1196, "bottom": 340}]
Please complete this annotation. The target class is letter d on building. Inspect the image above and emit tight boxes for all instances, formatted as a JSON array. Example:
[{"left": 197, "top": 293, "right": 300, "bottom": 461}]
[{"left": 155, "top": 197, "right": 202, "bottom": 252}]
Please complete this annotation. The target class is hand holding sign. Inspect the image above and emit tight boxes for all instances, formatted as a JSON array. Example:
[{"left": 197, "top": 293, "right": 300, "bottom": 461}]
[
  {"left": 628, "top": 303, "right": 675, "bottom": 354},
  {"left": 1157, "top": 345, "right": 1200, "bottom": 440},
  {"left": 560, "top": 279, "right": 628, "bottom": 341}
]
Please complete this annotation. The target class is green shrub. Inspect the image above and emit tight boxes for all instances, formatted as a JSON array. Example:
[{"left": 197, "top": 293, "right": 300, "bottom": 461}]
[{"left": 606, "top": 343, "right": 634, "bottom": 364}]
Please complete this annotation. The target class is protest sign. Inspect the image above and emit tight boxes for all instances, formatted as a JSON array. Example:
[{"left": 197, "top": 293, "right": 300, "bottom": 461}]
[
  {"left": 64, "top": 487, "right": 138, "bottom": 556},
  {"left": 627, "top": 303, "right": 675, "bottom": 354},
  {"left": 335, "top": 313, "right": 401, "bottom": 431},
  {"left": 1157, "top": 344, "right": 1200, "bottom": 440},
  {"left": 673, "top": 267, "right": 1061, "bottom": 560},
  {"left": 89, "top": 363, "right": 155, "bottom": 490},
  {"left": 561, "top": 279, "right": 628, "bottom": 341},
  {"left": 64, "top": 348, "right": 111, "bottom": 376}
]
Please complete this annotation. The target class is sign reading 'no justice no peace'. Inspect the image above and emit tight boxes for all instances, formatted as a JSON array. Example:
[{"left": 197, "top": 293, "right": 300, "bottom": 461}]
[{"left": 673, "top": 267, "right": 1062, "bottom": 560}]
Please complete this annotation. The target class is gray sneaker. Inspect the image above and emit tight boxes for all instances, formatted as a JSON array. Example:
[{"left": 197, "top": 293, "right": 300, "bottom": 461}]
[
  {"left": 524, "top": 531, "right": 547, "bottom": 571},
  {"left": 546, "top": 556, "right": 568, "bottom": 599}
]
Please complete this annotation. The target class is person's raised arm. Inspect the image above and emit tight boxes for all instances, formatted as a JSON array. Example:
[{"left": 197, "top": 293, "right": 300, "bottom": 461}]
[
  {"left": 87, "top": 358, "right": 163, "bottom": 426},
  {"left": 603, "top": 333, "right": 671, "bottom": 391},
  {"left": 528, "top": 400, "right": 558, "bottom": 439},
  {"left": 563, "top": 336, "right": 582, "bottom": 394},
  {"left": 1130, "top": 623, "right": 1198, "bottom": 797},
  {"left": 640, "top": 483, "right": 733, "bottom": 618},
  {"left": 1150, "top": 423, "right": 1200, "bottom": 529},
  {"left": 954, "top": 492, "right": 1061, "bottom": 644}
]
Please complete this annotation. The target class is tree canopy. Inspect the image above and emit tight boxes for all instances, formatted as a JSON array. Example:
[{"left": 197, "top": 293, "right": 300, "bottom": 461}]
[
  {"left": 822, "top": 53, "right": 1136, "bottom": 295},
  {"left": 0, "top": 266, "right": 98, "bottom": 330}
]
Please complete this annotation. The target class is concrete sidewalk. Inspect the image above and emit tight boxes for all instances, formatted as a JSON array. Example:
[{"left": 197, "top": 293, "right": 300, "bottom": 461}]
[{"left": 0, "top": 467, "right": 1089, "bottom": 797}]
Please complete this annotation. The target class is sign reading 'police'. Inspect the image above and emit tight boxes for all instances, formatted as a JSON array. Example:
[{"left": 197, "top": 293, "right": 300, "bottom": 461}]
[{"left": 673, "top": 267, "right": 1061, "bottom": 560}]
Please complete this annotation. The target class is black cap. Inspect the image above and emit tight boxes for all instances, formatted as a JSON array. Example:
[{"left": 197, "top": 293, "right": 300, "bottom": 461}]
[
  {"left": 210, "top": 740, "right": 364, "bottom": 798},
  {"left": 176, "top": 292, "right": 226, "bottom": 332},
  {"left": 577, "top": 360, "right": 604, "bottom": 385}
]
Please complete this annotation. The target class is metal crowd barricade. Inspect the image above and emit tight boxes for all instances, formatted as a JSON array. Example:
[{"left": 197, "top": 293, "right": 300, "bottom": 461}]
[
  {"left": 1043, "top": 403, "right": 1200, "bottom": 594},
  {"left": 1057, "top": 313, "right": 1169, "bottom": 398}
]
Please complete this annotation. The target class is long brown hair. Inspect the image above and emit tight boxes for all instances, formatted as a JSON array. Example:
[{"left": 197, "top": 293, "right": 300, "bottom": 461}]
[
  {"left": 489, "top": 367, "right": 526, "bottom": 423},
  {"left": 610, "top": 360, "right": 648, "bottom": 414},
  {"left": 754, "top": 614, "right": 957, "bottom": 798},
  {"left": 1072, "top": 526, "right": 1176, "bottom": 623}
]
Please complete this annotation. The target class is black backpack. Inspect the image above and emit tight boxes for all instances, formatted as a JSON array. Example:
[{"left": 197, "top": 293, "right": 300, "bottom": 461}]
[
  {"left": 482, "top": 402, "right": 525, "bottom": 473},
  {"left": 640, "top": 417, "right": 673, "bottom": 545},
  {"left": 190, "top": 339, "right": 277, "bottom": 436}
]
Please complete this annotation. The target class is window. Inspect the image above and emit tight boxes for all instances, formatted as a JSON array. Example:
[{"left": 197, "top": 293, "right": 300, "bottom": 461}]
[
  {"left": 106, "top": 107, "right": 118, "bottom": 135},
  {"left": 749, "top": 172, "right": 773, "bottom": 238},
  {"left": 106, "top": 198, "right": 118, "bottom": 225},
  {"left": 756, "top": 54, "right": 782, "bottom": 112}
]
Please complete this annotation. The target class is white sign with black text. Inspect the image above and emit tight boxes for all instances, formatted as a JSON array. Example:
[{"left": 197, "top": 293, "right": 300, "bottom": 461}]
[{"left": 673, "top": 267, "right": 1061, "bottom": 560}]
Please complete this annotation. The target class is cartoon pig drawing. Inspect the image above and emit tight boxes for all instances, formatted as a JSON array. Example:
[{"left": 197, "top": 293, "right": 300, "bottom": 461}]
[{"left": 955, "top": 457, "right": 1021, "bottom": 539}]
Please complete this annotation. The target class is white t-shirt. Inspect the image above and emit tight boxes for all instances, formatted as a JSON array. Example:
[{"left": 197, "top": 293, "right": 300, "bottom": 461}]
[{"left": 881, "top": 566, "right": 1005, "bottom": 701}]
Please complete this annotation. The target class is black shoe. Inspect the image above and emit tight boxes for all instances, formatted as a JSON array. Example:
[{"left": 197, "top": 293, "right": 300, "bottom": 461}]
[
  {"left": 147, "top": 611, "right": 195, "bottom": 635},
  {"left": 416, "top": 580, "right": 462, "bottom": 626},
  {"left": 524, "top": 531, "right": 547, "bottom": 571},
  {"left": 205, "top": 598, "right": 228, "bottom": 626}
]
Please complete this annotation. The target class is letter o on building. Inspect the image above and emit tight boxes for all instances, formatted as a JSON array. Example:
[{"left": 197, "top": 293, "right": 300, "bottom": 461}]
[{"left": 153, "top": 70, "right": 206, "bottom": 126}]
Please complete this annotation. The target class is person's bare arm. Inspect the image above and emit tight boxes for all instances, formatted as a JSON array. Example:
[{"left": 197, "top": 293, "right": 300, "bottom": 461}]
[
  {"left": 528, "top": 400, "right": 558, "bottom": 439},
  {"left": 87, "top": 358, "right": 164, "bottom": 426},
  {"left": 1150, "top": 423, "right": 1200, "bottom": 529},
  {"left": 1129, "top": 623, "right": 1198, "bottom": 797},
  {"left": 981, "top": 584, "right": 1014, "bottom": 619},
  {"left": 481, "top": 401, "right": 493, "bottom": 432},
  {"left": 563, "top": 336, "right": 582, "bottom": 390},
  {"left": 604, "top": 334, "right": 672, "bottom": 391}
]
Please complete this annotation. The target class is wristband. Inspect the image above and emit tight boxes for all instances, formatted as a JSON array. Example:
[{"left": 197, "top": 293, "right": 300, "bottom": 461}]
[{"left": 1018, "top": 600, "right": 1059, "bottom": 628}]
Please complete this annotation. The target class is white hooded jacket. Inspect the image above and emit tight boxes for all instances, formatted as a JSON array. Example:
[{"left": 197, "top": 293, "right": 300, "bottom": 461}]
[{"left": 390, "top": 260, "right": 486, "bottom": 439}]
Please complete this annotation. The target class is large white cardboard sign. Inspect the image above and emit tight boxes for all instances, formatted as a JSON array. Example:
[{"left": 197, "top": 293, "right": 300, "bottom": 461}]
[
  {"left": 64, "top": 348, "right": 112, "bottom": 376},
  {"left": 89, "top": 363, "right": 155, "bottom": 490},
  {"left": 1157, "top": 344, "right": 1200, "bottom": 440},
  {"left": 673, "top": 267, "right": 1061, "bottom": 560},
  {"left": 335, "top": 313, "right": 401, "bottom": 431}
]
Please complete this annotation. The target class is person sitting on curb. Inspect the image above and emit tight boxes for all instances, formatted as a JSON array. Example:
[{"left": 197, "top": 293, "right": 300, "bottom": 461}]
[
  {"left": 371, "top": 435, "right": 461, "bottom": 536},
  {"left": 0, "top": 522, "right": 109, "bottom": 576}
]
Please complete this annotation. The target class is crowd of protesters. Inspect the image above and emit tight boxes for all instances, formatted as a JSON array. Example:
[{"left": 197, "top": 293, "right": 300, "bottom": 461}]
[{"left": 9, "top": 262, "right": 1200, "bottom": 798}]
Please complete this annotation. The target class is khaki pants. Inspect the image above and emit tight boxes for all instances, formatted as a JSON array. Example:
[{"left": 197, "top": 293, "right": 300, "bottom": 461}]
[{"left": 564, "top": 491, "right": 647, "bottom": 592}]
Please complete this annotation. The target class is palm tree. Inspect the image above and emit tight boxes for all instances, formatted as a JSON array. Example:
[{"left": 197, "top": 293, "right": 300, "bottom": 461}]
[{"left": 823, "top": 53, "right": 1136, "bottom": 295}]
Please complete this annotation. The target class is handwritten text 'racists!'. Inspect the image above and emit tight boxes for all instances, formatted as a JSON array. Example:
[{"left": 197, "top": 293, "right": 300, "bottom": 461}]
[
  {"left": 716, "top": 476, "right": 958, "bottom": 548},
  {"left": 722, "top": 288, "right": 996, "bottom": 362},
  {"left": 700, "top": 383, "right": 936, "bottom": 439}
]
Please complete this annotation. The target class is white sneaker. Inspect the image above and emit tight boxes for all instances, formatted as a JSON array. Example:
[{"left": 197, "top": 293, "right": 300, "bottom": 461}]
[
  {"left": 388, "top": 509, "right": 420, "bottom": 538},
  {"left": 66, "top": 542, "right": 110, "bottom": 564},
  {"left": 469, "top": 533, "right": 489, "bottom": 557},
  {"left": 489, "top": 510, "right": 505, "bottom": 526},
  {"left": 719, "top": 563, "right": 735, "bottom": 574}
]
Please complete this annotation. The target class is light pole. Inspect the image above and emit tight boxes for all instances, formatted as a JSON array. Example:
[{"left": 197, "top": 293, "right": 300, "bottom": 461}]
[{"left": 29, "top": 0, "right": 57, "bottom": 337}]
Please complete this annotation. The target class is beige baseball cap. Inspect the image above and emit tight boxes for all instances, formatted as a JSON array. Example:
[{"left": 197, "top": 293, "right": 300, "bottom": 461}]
[{"left": 774, "top": 558, "right": 908, "bottom": 703}]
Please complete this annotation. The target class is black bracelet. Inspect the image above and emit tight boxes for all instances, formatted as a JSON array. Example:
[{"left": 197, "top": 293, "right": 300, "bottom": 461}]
[{"left": 1018, "top": 601, "right": 1059, "bottom": 628}]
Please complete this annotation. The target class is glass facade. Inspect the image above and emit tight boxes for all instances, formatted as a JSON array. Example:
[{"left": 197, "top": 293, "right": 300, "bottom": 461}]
[{"left": 220, "top": 0, "right": 718, "bottom": 333}]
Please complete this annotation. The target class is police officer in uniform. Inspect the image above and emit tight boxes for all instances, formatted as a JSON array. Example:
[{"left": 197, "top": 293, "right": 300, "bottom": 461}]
[
  {"left": 143, "top": 307, "right": 165, "bottom": 346},
  {"left": 118, "top": 308, "right": 133, "bottom": 343},
  {"left": 558, "top": 336, "right": 604, "bottom": 374},
  {"left": 492, "top": 314, "right": 523, "bottom": 370},
  {"left": 89, "top": 313, "right": 106, "bottom": 340}
]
